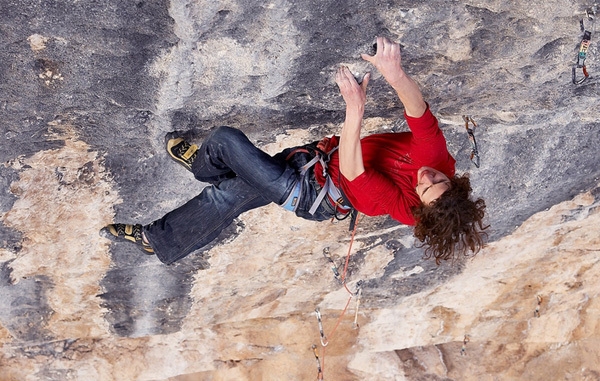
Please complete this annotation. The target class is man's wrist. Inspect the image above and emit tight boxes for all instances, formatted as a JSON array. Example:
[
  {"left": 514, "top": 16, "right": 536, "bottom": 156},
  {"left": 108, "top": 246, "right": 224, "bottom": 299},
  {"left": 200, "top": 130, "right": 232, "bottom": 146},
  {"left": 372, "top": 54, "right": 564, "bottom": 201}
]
[
  {"left": 345, "top": 104, "right": 365, "bottom": 116},
  {"left": 387, "top": 69, "right": 408, "bottom": 90}
]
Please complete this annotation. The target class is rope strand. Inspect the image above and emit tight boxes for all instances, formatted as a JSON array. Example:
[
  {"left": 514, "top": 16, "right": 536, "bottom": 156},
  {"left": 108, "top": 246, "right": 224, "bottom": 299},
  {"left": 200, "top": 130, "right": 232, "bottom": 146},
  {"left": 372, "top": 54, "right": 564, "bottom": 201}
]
[{"left": 316, "top": 213, "right": 361, "bottom": 380}]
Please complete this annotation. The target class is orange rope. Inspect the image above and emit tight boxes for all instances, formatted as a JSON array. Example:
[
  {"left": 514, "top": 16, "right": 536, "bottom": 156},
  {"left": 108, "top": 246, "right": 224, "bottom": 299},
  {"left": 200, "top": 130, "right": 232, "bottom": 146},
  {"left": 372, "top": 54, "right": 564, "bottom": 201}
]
[
  {"left": 340, "top": 218, "right": 359, "bottom": 295},
  {"left": 319, "top": 295, "right": 352, "bottom": 379},
  {"left": 317, "top": 213, "right": 361, "bottom": 380}
]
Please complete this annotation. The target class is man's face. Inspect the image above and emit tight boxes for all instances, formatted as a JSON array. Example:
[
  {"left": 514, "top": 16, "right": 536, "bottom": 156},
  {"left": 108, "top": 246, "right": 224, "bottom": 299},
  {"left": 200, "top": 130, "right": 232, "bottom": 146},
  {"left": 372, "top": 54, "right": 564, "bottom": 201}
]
[{"left": 415, "top": 166, "right": 451, "bottom": 205}]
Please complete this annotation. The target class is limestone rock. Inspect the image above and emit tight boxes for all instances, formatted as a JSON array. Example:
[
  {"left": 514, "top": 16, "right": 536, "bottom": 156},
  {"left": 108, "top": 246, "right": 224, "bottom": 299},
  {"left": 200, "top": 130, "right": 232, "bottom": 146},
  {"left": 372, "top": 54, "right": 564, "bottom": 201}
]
[{"left": 1, "top": 0, "right": 599, "bottom": 380}]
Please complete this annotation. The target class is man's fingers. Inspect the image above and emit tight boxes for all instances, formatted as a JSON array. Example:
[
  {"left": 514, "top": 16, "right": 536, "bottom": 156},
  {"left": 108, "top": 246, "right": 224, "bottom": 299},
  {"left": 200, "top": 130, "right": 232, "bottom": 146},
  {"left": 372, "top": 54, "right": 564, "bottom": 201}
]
[
  {"left": 343, "top": 66, "right": 355, "bottom": 81},
  {"left": 375, "top": 36, "right": 400, "bottom": 57},
  {"left": 360, "top": 72, "right": 371, "bottom": 91},
  {"left": 377, "top": 36, "right": 385, "bottom": 53},
  {"left": 337, "top": 66, "right": 354, "bottom": 83},
  {"left": 336, "top": 67, "right": 353, "bottom": 91},
  {"left": 336, "top": 66, "right": 369, "bottom": 97},
  {"left": 335, "top": 66, "right": 345, "bottom": 86},
  {"left": 362, "top": 36, "right": 384, "bottom": 62},
  {"left": 361, "top": 53, "right": 373, "bottom": 63}
]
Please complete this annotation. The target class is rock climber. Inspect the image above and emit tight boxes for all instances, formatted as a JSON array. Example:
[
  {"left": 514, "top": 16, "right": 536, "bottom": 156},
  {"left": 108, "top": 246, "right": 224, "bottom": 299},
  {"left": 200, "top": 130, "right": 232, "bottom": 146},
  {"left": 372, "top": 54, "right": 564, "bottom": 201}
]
[{"left": 101, "top": 36, "right": 488, "bottom": 265}]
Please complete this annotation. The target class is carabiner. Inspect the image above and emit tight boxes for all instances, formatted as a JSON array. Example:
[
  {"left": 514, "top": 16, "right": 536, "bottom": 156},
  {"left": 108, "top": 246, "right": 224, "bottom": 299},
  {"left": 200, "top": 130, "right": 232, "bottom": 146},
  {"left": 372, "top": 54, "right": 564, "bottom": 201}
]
[
  {"left": 311, "top": 345, "right": 324, "bottom": 380},
  {"left": 315, "top": 308, "right": 329, "bottom": 347},
  {"left": 572, "top": 64, "right": 590, "bottom": 84},
  {"left": 322, "top": 247, "right": 341, "bottom": 282}
]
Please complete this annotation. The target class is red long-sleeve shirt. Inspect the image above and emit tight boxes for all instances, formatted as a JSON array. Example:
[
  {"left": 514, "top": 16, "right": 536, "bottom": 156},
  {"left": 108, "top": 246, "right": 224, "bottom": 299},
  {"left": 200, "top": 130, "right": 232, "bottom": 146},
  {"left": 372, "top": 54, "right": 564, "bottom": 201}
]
[{"left": 315, "top": 106, "right": 455, "bottom": 225}]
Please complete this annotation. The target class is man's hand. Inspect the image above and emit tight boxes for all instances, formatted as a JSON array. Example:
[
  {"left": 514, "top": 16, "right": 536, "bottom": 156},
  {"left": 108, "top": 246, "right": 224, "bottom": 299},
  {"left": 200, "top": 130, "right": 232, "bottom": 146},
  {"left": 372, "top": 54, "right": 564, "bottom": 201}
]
[
  {"left": 335, "top": 66, "right": 370, "bottom": 112},
  {"left": 361, "top": 36, "right": 426, "bottom": 118},
  {"left": 361, "top": 36, "right": 405, "bottom": 88}
]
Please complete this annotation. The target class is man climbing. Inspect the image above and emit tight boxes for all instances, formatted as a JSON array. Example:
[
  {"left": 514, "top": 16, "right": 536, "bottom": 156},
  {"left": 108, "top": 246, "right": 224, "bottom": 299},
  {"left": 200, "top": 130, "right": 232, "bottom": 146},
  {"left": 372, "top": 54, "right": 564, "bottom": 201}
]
[{"left": 102, "top": 36, "right": 488, "bottom": 265}]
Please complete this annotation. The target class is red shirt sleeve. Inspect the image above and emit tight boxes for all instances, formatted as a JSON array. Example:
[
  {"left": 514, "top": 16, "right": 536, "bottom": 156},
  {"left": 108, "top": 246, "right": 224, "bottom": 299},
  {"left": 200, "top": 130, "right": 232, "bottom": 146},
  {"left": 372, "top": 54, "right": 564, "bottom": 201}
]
[{"left": 405, "top": 104, "right": 440, "bottom": 140}]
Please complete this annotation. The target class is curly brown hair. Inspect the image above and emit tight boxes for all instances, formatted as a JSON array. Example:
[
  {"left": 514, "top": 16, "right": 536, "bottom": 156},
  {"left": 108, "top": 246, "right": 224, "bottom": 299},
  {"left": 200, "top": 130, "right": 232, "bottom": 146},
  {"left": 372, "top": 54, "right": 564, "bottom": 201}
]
[{"left": 411, "top": 173, "right": 488, "bottom": 264}]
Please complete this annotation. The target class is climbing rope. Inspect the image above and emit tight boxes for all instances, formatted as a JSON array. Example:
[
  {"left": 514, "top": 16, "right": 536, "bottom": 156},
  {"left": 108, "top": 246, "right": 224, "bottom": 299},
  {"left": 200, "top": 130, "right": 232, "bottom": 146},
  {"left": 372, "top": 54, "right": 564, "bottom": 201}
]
[
  {"left": 311, "top": 213, "right": 362, "bottom": 380},
  {"left": 573, "top": 6, "right": 597, "bottom": 84}
]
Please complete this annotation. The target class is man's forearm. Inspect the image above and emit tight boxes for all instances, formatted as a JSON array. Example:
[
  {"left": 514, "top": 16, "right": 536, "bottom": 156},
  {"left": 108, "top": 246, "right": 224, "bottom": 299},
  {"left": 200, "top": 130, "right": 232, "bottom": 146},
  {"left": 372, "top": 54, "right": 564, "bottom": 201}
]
[
  {"left": 388, "top": 70, "right": 427, "bottom": 118},
  {"left": 335, "top": 65, "right": 369, "bottom": 182},
  {"left": 338, "top": 107, "right": 365, "bottom": 181}
]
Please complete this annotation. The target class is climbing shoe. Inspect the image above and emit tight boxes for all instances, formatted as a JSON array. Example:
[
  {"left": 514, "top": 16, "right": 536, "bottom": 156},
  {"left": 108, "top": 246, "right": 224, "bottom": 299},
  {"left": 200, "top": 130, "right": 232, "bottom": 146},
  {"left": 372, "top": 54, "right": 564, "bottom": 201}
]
[
  {"left": 100, "top": 223, "right": 154, "bottom": 254},
  {"left": 165, "top": 132, "right": 198, "bottom": 172}
]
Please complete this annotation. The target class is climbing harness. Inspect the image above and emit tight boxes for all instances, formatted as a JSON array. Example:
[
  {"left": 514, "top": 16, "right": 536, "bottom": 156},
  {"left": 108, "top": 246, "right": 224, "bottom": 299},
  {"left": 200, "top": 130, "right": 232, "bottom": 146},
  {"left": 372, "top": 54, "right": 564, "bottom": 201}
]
[
  {"left": 282, "top": 142, "right": 356, "bottom": 225},
  {"left": 281, "top": 147, "right": 321, "bottom": 212},
  {"left": 462, "top": 115, "right": 480, "bottom": 168},
  {"left": 572, "top": 6, "right": 597, "bottom": 84}
]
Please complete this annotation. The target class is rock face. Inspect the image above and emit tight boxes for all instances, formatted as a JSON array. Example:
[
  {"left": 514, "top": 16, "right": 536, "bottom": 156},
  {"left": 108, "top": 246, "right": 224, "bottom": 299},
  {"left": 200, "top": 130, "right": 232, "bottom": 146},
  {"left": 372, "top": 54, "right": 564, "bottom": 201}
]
[{"left": 1, "top": 0, "right": 599, "bottom": 380}]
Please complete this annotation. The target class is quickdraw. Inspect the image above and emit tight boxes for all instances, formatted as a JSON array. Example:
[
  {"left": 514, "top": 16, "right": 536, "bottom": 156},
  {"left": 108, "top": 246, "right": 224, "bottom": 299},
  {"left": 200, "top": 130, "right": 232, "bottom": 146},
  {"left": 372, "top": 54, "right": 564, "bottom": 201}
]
[
  {"left": 315, "top": 307, "right": 329, "bottom": 347},
  {"left": 534, "top": 295, "right": 543, "bottom": 318},
  {"left": 462, "top": 115, "right": 480, "bottom": 168},
  {"left": 322, "top": 247, "right": 342, "bottom": 283},
  {"left": 572, "top": 6, "right": 597, "bottom": 85},
  {"left": 352, "top": 281, "right": 363, "bottom": 329},
  {"left": 311, "top": 345, "right": 324, "bottom": 380},
  {"left": 460, "top": 335, "right": 470, "bottom": 356}
]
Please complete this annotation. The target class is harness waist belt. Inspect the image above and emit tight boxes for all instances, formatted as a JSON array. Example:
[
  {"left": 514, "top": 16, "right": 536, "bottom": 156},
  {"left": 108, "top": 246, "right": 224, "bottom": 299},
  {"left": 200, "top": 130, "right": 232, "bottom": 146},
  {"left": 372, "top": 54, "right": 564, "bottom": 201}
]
[{"left": 282, "top": 180, "right": 302, "bottom": 212}]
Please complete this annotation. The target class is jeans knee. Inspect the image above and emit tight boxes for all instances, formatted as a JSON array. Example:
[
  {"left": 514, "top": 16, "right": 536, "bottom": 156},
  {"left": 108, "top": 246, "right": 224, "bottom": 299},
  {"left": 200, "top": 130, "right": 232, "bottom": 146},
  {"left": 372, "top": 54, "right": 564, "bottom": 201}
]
[{"left": 211, "top": 126, "right": 246, "bottom": 144}]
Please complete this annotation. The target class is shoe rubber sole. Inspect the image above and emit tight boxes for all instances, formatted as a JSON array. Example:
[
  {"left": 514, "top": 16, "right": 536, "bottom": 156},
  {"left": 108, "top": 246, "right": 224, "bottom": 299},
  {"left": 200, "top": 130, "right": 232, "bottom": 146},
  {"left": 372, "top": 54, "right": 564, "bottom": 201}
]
[{"left": 100, "top": 224, "right": 154, "bottom": 254}]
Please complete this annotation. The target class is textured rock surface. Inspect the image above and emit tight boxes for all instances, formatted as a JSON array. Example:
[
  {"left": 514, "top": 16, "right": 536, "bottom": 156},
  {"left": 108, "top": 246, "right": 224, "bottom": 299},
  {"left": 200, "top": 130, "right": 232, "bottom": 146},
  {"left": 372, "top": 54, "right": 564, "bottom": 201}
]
[{"left": 1, "top": 0, "right": 599, "bottom": 380}]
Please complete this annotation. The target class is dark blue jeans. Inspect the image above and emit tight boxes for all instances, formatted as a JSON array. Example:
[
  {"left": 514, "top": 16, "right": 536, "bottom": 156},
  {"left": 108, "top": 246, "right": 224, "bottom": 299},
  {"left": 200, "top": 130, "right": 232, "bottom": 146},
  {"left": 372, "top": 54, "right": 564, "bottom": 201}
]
[{"left": 144, "top": 126, "right": 334, "bottom": 264}]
